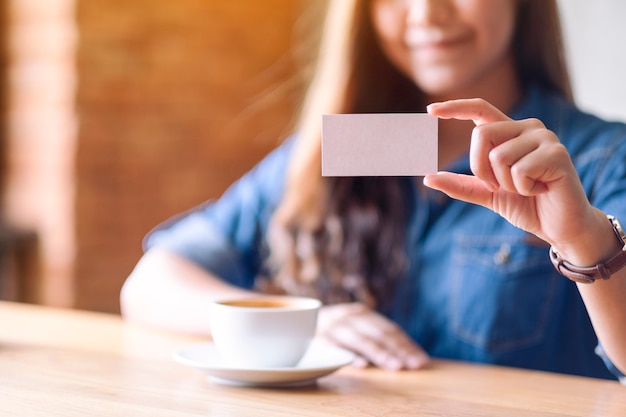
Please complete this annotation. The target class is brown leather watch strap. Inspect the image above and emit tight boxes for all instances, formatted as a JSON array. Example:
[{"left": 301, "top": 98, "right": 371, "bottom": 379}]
[
  {"left": 550, "top": 214, "right": 626, "bottom": 284},
  {"left": 550, "top": 246, "right": 626, "bottom": 284}
]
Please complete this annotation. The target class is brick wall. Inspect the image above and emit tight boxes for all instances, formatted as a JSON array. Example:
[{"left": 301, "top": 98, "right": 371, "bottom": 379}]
[
  {"left": 4, "top": 0, "right": 76, "bottom": 306},
  {"left": 4, "top": 0, "right": 313, "bottom": 312}
]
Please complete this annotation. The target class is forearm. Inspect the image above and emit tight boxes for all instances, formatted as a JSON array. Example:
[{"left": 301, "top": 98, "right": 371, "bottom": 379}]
[
  {"left": 120, "top": 248, "right": 255, "bottom": 336},
  {"left": 578, "top": 272, "right": 626, "bottom": 376},
  {"left": 555, "top": 208, "right": 626, "bottom": 376}
]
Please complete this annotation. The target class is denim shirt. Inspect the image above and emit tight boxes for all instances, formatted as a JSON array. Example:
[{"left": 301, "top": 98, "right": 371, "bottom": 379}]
[{"left": 146, "top": 86, "right": 626, "bottom": 380}]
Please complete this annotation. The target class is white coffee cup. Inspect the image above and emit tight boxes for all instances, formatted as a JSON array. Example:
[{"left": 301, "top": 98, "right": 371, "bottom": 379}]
[{"left": 209, "top": 296, "right": 321, "bottom": 368}]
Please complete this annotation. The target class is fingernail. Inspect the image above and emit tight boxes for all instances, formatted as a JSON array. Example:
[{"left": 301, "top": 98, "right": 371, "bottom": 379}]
[
  {"left": 385, "top": 357, "right": 402, "bottom": 370},
  {"left": 352, "top": 357, "right": 369, "bottom": 368},
  {"left": 426, "top": 103, "right": 439, "bottom": 113},
  {"left": 406, "top": 355, "right": 425, "bottom": 369}
]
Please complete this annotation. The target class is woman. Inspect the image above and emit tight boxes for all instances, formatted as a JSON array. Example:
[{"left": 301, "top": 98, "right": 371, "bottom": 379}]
[{"left": 121, "top": 0, "right": 626, "bottom": 380}]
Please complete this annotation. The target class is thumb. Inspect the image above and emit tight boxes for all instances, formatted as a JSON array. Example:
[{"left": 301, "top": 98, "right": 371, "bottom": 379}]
[{"left": 423, "top": 172, "right": 494, "bottom": 210}]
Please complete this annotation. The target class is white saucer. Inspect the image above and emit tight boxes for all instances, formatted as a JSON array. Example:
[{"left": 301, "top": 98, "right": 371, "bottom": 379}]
[{"left": 172, "top": 339, "right": 355, "bottom": 387}]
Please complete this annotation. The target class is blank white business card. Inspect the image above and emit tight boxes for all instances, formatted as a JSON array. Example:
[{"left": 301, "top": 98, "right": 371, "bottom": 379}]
[{"left": 321, "top": 113, "right": 438, "bottom": 176}]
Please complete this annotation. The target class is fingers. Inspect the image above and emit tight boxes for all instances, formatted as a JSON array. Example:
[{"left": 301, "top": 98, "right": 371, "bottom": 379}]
[
  {"left": 468, "top": 121, "right": 524, "bottom": 191},
  {"left": 329, "top": 323, "right": 429, "bottom": 371},
  {"left": 351, "top": 355, "right": 371, "bottom": 369},
  {"left": 349, "top": 313, "right": 430, "bottom": 370},
  {"left": 427, "top": 98, "right": 510, "bottom": 126},
  {"left": 427, "top": 99, "right": 521, "bottom": 191},
  {"left": 317, "top": 304, "right": 430, "bottom": 371},
  {"left": 428, "top": 98, "right": 562, "bottom": 196},
  {"left": 425, "top": 99, "right": 591, "bottom": 248}
]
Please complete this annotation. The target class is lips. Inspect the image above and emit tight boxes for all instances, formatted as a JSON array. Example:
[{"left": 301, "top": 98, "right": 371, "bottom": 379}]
[{"left": 405, "top": 29, "right": 471, "bottom": 49}]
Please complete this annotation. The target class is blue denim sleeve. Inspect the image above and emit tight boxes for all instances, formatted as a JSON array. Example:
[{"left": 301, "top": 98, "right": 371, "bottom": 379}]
[
  {"left": 595, "top": 345, "right": 626, "bottom": 384},
  {"left": 585, "top": 125, "right": 626, "bottom": 220},
  {"left": 143, "top": 137, "right": 294, "bottom": 288}
]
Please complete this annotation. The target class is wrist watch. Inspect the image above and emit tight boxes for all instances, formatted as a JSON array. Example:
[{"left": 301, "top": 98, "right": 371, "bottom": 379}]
[{"left": 549, "top": 214, "right": 626, "bottom": 284}]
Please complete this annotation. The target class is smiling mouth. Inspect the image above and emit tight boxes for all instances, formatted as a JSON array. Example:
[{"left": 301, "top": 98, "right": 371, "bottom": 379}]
[{"left": 405, "top": 31, "right": 472, "bottom": 50}]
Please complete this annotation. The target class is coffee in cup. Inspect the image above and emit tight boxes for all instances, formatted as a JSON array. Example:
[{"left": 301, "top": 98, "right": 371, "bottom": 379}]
[{"left": 209, "top": 296, "right": 321, "bottom": 368}]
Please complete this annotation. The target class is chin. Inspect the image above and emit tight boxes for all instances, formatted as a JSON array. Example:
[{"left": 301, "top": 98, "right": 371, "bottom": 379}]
[
  {"left": 412, "top": 73, "right": 474, "bottom": 100},
  {"left": 414, "top": 82, "right": 459, "bottom": 99}
]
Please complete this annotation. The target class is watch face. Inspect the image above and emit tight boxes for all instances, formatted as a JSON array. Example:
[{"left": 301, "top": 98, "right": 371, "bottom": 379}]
[{"left": 608, "top": 215, "right": 626, "bottom": 250}]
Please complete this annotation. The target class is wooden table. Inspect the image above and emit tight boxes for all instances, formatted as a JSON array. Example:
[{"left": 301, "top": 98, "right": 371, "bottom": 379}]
[{"left": 0, "top": 301, "right": 624, "bottom": 416}]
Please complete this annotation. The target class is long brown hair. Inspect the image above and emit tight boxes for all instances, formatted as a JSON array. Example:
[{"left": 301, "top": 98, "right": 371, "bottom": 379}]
[{"left": 262, "top": 0, "right": 571, "bottom": 308}]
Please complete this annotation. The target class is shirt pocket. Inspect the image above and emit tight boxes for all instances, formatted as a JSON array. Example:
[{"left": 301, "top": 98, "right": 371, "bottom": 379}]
[{"left": 449, "top": 234, "right": 558, "bottom": 352}]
